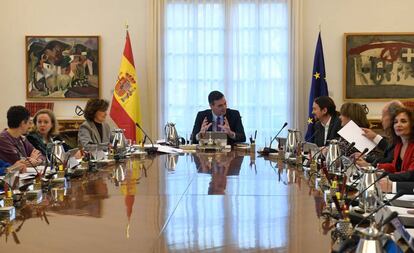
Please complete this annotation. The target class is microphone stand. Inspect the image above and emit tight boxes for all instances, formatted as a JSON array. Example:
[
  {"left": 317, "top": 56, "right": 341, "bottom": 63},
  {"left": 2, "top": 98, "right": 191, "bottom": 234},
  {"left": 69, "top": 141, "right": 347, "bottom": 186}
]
[
  {"left": 324, "top": 142, "right": 356, "bottom": 174},
  {"left": 135, "top": 123, "right": 158, "bottom": 154},
  {"left": 341, "top": 148, "right": 370, "bottom": 200},
  {"left": 355, "top": 191, "right": 405, "bottom": 227},
  {"left": 260, "top": 122, "right": 287, "bottom": 155},
  {"left": 16, "top": 149, "right": 40, "bottom": 177},
  {"left": 45, "top": 143, "right": 65, "bottom": 174},
  {"left": 347, "top": 171, "right": 388, "bottom": 207},
  {"left": 337, "top": 194, "right": 404, "bottom": 252},
  {"left": 304, "top": 128, "right": 321, "bottom": 144}
]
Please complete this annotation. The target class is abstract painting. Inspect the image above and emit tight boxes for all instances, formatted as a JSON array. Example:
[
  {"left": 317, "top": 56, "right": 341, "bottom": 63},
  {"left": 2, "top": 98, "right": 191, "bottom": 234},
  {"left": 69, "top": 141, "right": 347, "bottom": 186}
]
[
  {"left": 26, "top": 36, "right": 100, "bottom": 99},
  {"left": 344, "top": 33, "right": 414, "bottom": 100}
]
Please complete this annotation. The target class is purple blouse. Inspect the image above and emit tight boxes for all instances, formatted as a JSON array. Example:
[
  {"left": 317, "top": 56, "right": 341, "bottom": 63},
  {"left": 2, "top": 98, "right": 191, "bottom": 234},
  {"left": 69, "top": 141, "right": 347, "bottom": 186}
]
[{"left": 0, "top": 129, "right": 35, "bottom": 164}]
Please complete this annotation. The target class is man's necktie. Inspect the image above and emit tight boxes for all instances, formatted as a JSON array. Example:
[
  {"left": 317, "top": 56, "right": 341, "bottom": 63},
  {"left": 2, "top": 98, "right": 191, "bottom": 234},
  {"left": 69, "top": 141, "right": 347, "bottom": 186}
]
[{"left": 216, "top": 116, "right": 222, "bottom": 131}]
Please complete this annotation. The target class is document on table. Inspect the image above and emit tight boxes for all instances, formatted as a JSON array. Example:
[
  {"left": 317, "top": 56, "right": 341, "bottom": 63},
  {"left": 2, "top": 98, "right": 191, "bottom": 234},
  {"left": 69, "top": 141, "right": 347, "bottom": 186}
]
[{"left": 337, "top": 120, "right": 377, "bottom": 153}]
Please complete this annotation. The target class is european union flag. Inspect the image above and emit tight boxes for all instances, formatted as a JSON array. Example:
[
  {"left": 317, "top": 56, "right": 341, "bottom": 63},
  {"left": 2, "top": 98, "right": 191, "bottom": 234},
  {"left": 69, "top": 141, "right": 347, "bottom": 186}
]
[{"left": 305, "top": 32, "right": 329, "bottom": 141}]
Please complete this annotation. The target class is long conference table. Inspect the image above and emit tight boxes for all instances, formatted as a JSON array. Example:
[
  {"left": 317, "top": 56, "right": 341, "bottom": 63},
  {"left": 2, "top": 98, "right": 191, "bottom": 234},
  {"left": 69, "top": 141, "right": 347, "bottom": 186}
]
[{"left": 0, "top": 149, "right": 331, "bottom": 252}]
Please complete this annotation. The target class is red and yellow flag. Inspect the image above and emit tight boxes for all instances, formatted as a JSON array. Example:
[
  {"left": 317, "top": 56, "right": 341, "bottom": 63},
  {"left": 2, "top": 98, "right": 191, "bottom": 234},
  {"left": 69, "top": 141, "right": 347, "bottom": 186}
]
[{"left": 110, "top": 31, "right": 143, "bottom": 142}]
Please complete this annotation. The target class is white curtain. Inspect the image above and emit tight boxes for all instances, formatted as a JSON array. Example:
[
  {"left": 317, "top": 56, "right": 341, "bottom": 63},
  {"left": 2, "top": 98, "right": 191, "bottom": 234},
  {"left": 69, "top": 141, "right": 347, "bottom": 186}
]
[{"left": 164, "top": 0, "right": 293, "bottom": 146}]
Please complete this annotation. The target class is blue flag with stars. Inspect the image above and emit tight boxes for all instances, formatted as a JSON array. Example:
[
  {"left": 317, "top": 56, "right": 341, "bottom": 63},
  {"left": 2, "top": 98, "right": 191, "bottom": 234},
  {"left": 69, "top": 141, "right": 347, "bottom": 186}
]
[{"left": 305, "top": 32, "right": 329, "bottom": 141}]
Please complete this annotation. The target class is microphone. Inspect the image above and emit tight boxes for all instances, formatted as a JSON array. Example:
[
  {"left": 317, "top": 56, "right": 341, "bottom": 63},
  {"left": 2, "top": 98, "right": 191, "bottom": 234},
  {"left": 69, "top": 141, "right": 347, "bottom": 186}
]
[
  {"left": 45, "top": 142, "right": 65, "bottom": 173},
  {"left": 13, "top": 142, "right": 40, "bottom": 176},
  {"left": 135, "top": 123, "right": 158, "bottom": 154},
  {"left": 356, "top": 191, "right": 405, "bottom": 227},
  {"left": 270, "top": 122, "right": 288, "bottom": 149},
  {"left": 325, "top": 142, "right": 356, "bottom": 172},
  {"left": 343, "top": 147, "right": 368, "bottom": 174},
  {"left": 347, "top": 171, "right": 389, "bottom": 206},
  {"left": 260, "top": 122, "right": 287, "bottom": 155},
  {"left": 339, "top": 194, "right": 404, "bottom": 253},
  {"left": 378, "top": 211, "right": 399, "bottom": 229},
  {"left": 355, "top": 148, "right": 369, "bottom": 162},
  {"left": 342, "top": 147, "right": 372, "bottom": 199},
  {"left": 304, "top": 145, "right": 327, "bottom": 167}
]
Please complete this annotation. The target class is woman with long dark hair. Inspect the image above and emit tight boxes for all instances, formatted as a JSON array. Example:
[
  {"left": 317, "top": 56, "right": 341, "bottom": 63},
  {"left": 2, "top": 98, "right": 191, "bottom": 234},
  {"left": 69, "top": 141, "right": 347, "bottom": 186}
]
[{"left": 378, "top": 107, "right": 414, "bottom": 173}]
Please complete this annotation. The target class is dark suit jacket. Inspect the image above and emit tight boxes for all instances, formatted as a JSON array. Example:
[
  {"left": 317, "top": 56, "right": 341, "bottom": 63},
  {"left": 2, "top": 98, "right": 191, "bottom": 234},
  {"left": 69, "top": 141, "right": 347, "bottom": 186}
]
[
  {"left": 366, "top": 138, "right": 395, "bottom": 167},
  {"left": 388, "top": 171, "right": 414, "bottom": 194},
  {"left": 311, "top": 114, "right": 342, "bottom": 147},
  {"left": 191, "top": 109, "right": 246, "bottom": 145},
  {"left": 389, "top": 170, "right": 414, "bottom": 181},
  {"left": 395, "top": 182, "right": 414, "bottom": 194}
]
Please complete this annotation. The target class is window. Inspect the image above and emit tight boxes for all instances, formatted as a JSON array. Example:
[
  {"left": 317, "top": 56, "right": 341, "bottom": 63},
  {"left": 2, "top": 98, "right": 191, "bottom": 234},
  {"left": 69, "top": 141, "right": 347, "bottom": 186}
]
[{"left": 164, "top": 0, "right": 290, "bottom": 146}]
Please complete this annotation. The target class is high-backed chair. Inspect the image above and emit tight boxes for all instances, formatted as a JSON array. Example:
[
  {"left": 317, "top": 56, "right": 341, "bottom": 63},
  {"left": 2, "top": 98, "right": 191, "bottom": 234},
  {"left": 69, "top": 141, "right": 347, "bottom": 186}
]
[{"left": 25, "top": 102, "right": 54, "bottom": 117}]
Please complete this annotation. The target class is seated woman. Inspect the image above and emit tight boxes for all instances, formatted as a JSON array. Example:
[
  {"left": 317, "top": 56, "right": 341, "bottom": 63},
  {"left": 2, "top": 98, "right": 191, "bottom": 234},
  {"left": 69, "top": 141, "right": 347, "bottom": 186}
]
[
  {"left": 27, "top": 109, "right": 72, "bottom": 157},
  {"left": 339, "top": 102, "right": 370, "bottom": 128},
  {"left": 378, "top": 107, "right": 414, "bottom": 173},
  {"left": 78, "top": 98, "right": 112, "bottom": 150},
  {"left": 338, "top": 102, "right": 370, "bottom": 156},
  {"left": 0, "top": 106, "right": 43, "bottom": 166}
]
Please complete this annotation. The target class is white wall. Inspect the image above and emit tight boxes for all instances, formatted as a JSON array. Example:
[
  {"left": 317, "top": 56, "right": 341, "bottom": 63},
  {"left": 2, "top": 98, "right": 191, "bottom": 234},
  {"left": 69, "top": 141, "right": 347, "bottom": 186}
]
[
  {"left": 1, "top": 0, "right": 413, "bottom": 134},
  {"left": 303, "top": 0, "right": 414, "bottom": 119},
  {"left": 0, "top": 0, "right": 151, "bottom": 130}
]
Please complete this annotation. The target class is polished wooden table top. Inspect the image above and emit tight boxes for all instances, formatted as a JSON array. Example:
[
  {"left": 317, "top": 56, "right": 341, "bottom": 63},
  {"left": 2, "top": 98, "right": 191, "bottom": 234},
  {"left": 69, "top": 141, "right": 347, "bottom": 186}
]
[{"left": 1, "top": 151, "right": 331, "bottom": 252}]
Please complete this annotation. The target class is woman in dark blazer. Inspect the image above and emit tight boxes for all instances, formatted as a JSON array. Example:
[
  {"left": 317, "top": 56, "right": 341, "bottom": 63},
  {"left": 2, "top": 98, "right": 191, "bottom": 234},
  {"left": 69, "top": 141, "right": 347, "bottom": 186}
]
[{"left": 27, "top": 109, "right": 72, "bottom": 157}]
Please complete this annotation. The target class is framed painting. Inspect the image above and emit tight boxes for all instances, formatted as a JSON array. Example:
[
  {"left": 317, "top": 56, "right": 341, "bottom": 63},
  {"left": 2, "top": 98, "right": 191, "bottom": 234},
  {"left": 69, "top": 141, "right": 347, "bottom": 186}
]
[
  {"left": 344, "top": 33, "right": 414, "bottom": 101},
  {"left": 26, "top": 35, "right": 100, "bottom": 99}
]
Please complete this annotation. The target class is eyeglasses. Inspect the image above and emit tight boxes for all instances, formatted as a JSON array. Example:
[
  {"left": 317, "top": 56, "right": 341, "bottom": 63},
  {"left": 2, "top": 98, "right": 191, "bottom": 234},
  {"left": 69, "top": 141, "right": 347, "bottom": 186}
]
[
  {"left": 361, "top": 104, "right": 369, "bottom": 114},
  {"left": 75, "top": 105, "right": 84, "bottom": 116}
]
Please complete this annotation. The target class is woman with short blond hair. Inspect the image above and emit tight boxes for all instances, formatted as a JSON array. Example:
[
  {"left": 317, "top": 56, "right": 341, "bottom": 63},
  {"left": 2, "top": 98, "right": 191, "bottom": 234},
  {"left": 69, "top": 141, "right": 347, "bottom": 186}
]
[{"left": 27, "top": 109, "right": 72, "bottom": 156}]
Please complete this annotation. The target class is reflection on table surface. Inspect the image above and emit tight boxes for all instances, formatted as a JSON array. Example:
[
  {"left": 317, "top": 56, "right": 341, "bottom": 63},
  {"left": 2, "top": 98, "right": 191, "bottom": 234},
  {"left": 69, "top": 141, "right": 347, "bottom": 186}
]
[{"left": 0, "top": 151, "right": 330, "bottom": 253}]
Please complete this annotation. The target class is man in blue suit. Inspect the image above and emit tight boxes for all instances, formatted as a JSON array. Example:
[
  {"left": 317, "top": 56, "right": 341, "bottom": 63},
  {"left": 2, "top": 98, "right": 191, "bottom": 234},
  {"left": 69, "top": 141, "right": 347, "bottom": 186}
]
[{"left": 191, "top": 91, "right": 246, "bottom": 146}]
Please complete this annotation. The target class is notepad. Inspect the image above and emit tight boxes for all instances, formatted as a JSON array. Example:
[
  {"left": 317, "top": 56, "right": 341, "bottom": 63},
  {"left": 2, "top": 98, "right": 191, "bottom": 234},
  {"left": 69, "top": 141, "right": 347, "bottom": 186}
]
[{"left": 338, "top": 120, "right": 377, "bottom": 153}]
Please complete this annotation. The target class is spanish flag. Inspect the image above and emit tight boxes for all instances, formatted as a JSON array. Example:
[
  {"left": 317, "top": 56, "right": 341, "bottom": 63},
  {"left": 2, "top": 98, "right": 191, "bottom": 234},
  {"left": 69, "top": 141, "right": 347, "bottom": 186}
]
[{"left": 110, "top": 30, "right": 143, "bottom": 142}]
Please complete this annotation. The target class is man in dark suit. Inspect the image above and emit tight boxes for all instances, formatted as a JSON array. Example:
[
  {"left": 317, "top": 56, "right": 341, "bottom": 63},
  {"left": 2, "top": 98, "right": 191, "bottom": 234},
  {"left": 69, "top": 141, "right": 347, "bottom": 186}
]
[
  {"left": 380, "top": 171, "right": 414, "bottom": 194},
  {"left": 191, "top": 91, "right": 246, "bottom": 145},
  {"left": 311, "top": 96, "right": 342, "bottom": 147}
]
